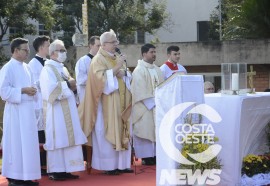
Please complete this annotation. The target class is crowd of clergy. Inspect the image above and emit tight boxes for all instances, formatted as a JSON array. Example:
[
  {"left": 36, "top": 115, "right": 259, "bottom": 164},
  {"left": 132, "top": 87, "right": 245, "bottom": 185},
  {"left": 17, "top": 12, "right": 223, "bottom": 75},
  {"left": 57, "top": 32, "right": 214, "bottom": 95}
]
[{"left": 0, "top": 29, "right": 215, "bottom": 186}]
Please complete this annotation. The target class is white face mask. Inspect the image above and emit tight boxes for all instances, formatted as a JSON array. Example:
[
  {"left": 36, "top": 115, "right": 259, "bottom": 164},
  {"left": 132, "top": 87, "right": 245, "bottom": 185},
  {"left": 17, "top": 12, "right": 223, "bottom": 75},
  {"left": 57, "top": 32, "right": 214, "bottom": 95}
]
[{"left": 57, "top": 52, "right": 67, "bottom": 63}]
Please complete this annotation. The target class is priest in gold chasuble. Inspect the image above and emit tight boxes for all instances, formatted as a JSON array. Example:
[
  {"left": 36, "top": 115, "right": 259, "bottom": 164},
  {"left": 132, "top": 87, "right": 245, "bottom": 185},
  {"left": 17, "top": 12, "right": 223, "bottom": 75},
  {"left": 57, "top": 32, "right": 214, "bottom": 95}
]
[{"left": 79, "top": 29, "right": 132, "bottom": 174}]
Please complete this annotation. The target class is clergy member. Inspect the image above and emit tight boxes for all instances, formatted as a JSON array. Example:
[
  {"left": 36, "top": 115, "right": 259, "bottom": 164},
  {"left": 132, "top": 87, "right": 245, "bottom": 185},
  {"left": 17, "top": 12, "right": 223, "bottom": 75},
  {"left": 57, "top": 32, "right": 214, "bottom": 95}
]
[
  {"left": 160, "top": 45, "right": 187, "bottom": 79},
  {"left": 39, "top": 39, "right": 87, "bottom": 181},
  {"left": 204, "top": 81, "right": 215, "bottom": 94},
  {"left": 0, "top": 38, "right": 41, "bottom": 186},
  {"left": 75, "top": 36, "right": 100, "bottom": 104},
  {"left": 131, "top": 43, "right": 164, "bottom": 165},
  {"left": 28, "top": 35, "right": 50, "bottom": 176},
  {"left": 79, "top": 29, "right": 133, "bottom": 175}
]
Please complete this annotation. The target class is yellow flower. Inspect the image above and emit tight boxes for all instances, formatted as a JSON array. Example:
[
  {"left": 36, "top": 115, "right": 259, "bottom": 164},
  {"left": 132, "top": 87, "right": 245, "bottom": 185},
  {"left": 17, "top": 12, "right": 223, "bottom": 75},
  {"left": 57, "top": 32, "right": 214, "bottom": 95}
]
[{"left": 214, "top": 136, "right": 219, "bottom": 142}]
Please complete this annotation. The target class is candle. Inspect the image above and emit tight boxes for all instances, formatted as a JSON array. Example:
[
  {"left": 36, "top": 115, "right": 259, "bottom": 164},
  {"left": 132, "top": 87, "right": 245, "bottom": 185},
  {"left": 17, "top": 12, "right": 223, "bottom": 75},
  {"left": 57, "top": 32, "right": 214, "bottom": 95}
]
[{"left": 231, "top": 73, "right": 239, "bottom": 90}]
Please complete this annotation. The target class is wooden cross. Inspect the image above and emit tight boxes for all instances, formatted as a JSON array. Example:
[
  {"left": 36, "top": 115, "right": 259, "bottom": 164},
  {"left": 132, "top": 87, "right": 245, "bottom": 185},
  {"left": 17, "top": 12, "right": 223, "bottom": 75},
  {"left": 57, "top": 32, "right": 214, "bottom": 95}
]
[{"left": 247, "top": 65, "right": 256, "bottom": 93}]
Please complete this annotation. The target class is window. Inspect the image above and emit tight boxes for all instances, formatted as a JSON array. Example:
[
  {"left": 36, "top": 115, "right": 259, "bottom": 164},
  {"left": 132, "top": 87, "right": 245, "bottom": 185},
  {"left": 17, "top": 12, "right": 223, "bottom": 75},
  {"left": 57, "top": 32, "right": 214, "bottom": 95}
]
[
  {"left": 39, "top": 24, "right": 50, "bottom": 35},
  {"left": 197, "top": 21, "right": 210, "bottom": 41},
  {"left": 137, "top": 30, "right": 145, "bottom": 44},
  {"left": 9, "top": 27, "right": 21, "bottom": 34}
]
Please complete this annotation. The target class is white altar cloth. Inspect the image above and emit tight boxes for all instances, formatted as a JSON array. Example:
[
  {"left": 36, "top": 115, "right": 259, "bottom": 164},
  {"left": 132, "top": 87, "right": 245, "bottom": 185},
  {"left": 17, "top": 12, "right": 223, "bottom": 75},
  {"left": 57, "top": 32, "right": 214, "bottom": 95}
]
[
  {"left": 156, "top": 87, "right": 270, "bottom": 185},
  {"left": 205, "top": 92, "right": 270, "bottom": 185}
]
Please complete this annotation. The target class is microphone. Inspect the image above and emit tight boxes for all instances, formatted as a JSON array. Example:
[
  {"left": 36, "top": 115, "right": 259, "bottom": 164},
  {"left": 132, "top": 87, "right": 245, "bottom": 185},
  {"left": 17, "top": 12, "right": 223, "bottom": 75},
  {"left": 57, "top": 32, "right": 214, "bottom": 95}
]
[
  {"left": 115, "top": 48, "right": 127, "bottom": 63},
  {"left": 115, "top": 47, "right": 127, "bottom": 76}
]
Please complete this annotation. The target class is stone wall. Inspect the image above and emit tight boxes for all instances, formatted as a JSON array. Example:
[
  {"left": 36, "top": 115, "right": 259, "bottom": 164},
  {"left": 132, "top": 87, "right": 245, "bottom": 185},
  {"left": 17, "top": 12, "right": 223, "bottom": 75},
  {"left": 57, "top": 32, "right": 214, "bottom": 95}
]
[
  {"left": 75, "top": 39, "right": 270, "bottom": 67},
  {"left": 73, "top": 39, "right": 270, "bottom": 91}
]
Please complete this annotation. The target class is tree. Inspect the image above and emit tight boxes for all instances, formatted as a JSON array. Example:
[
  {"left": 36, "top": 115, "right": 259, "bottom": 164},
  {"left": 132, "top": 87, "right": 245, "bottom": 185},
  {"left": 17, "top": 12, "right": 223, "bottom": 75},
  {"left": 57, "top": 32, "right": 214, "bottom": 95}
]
[
  {"left": 53, "top": 0, "right": 170, "bottom": 44},
  {"left": 88, "top": 0, "right": 169, "bottom": 43},
  {"left": 208, "top": 0, "right": 235, "bottom": 41},
  {"left": 0, "top": 0, "right": 55, "bottom": 43},
  {"left": 210, "top": 0, "right": 270, "bottom": 40},
  {"left": 208, "top": 9, "right": 221, "bottom": 41},
  {"left": 229, "top": 0, "right": 270, "bottom": 39},
  {"left": 53, "top": 0, "right": 84, "bottom": 47}
]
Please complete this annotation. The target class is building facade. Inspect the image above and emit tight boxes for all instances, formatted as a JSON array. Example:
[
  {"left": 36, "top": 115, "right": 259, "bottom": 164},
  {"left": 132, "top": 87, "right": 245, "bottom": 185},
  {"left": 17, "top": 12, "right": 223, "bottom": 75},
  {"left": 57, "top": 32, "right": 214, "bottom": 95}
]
[{"left": 145, "top": 0, "right": 219, "bottom": 43}]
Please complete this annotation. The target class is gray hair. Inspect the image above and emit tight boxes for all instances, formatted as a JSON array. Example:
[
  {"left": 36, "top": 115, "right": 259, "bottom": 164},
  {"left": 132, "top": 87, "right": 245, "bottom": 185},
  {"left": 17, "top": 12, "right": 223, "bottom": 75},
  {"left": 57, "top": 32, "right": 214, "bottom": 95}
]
[
  {"left": 100, "top": 29, "right": 116, "bottom": 45},
  {"left": 204, "top": 81, "right": 215, "bottom": 93},
  {"left": 49, "top": 39, "right": 64, "bottom": 56}
]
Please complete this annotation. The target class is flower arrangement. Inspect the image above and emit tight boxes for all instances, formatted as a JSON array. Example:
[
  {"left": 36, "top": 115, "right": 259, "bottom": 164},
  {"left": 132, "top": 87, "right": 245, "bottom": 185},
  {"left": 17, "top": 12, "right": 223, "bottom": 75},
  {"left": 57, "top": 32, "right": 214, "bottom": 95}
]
[
  {"left": 180, "top": 134, "right": 222, "bottom": 171},
  {"left": 242, "top": 154, "right": 270, "bottom": 177},
  {"left": 179, "top": 114, "right": 222, "bottom": 171},
  {"left": 242, "top": 122, "right": 270, "bottom": 177},
  {"left": 267, "top": 123, "right": 270, "bottom": 151}
]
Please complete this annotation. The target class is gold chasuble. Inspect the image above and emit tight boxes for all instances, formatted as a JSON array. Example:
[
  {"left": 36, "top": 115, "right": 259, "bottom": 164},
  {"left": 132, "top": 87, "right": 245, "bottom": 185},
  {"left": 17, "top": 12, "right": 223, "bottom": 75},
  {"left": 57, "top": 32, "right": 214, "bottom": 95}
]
[{"left": 78, "top": 48, "right": 131, "bottom": 151}]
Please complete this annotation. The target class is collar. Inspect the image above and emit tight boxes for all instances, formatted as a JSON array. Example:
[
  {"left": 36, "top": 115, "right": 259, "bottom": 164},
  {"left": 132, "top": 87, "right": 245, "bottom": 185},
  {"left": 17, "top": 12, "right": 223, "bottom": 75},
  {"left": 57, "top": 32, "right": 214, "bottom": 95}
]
[
  {"left": 11, "top": 57, "right": 23, "bottom": 65},
  {"left": 165, "top": 61, "right": 178, "bottom": 70},
  {"left": 35, "top": 55, "right": 46, "bottom": 66},
  {"left": 45, "top": 59, "right": 64, "bottom": 68},
  {"left": 138, "top": 59, "right": 155, "bottom": 69},
  {"left": 87, "top": 53, "right": 94, "bottom": 59},
  {"left": 99, "top": 48, "right": 116, "bottom": 60}
]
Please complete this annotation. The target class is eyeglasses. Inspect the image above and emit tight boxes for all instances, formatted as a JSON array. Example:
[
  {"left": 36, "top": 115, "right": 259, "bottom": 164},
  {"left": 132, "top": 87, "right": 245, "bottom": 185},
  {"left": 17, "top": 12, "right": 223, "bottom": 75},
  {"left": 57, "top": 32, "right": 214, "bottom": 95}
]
[
  {"left": 105, "top": 40, "right": 119, "bottom": 45},
  {"left": 206, "top": 88, "right": 215, "bottom": 90},
  {"left": 55, "top": 49, "right": 67, "bottom": 53},
  {"left": 18, "top": 48, "right": 30, "bottom": 52}
]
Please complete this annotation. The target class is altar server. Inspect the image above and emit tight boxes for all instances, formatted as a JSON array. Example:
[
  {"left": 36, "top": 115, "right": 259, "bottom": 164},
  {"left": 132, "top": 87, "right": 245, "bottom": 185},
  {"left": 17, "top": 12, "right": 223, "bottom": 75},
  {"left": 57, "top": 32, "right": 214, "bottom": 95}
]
[
  {"left": 0, "top": 38, "right": 41, "bottom": 186},
  {"left": 75, "top": 36, "right": 100, "bottom": 104},
  {"left": 28, "top": 35, "right": 50, "bottom": 175},
  {"left": 160, "top": 45, "right": 187, "bottom": 79}
]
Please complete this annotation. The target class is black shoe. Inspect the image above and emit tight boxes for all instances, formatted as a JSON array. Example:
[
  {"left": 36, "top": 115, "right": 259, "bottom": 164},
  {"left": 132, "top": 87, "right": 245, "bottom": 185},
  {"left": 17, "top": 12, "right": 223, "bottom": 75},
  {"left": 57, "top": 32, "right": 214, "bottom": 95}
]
[
  {"left": 142, "top": 157, "right": 155, "bottom": 165},
  {"left": 118, "top": 168, "right": 134, "bottom": 173},
  {"left": 8, "top": 183, "right": 26, "bottom": 186},
  {"left": 151, "top": 156, "right": 156, "bottom": 165},
  {"left": 104, "top": 170, "right": 120, "bottom": 175},
  {"left": 41, "top": 169, "right": 48, "bottom": 176},
  {"left": 8, "top": 180, "right": 26, "bottom": 186},
  {"left": 48, "top": 173, "right": 66, "bottom": 181},
  {"left": 23, "top": 181, "right": 39, "bottom": 186},
  {"left": 62, "top": 173, "right": 79, "bottom": 179}
]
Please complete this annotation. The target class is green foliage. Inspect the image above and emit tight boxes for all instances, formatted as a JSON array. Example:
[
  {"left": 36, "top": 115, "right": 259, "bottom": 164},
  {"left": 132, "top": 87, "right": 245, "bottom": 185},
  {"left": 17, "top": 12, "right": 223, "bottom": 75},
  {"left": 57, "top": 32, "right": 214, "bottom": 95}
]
[
  {"left": 87, "top": 0, "right": 169, "bottom": 43},
  {"left": 238, "top": 0, "right": 270, "bottom": 39},
  {"left": 0, "top": 0, "right": 55, "bottom": 42},
  {"left": 53, "top": 0, "right": 84, "bottom": 47},
  {"left": 180, "top": 133, "right": 222, "bottom": 171},
  {"left": 211, "top": 0, "right": 270, "bottom": 40},
  {"left": 0, "top": 47, "right": 8, "bottom": 67},
  {"left": 208, "top": 11, "right": 220, "bottom": 41},
  {"left": 179, "top": 114, "right": 222, "bottom": 171},
  {"left": 242, "top": 123, "right": 270, "bottom": 177},
  {"left": 1, "top": 0, "right": 169, "bottom": 45}
]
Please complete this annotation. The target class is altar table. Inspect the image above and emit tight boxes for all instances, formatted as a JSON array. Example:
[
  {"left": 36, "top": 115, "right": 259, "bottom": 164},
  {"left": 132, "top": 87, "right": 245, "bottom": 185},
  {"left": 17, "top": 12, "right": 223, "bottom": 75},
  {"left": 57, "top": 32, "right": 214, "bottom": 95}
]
[{"left": 205, "top": 92, "right": 270, "bottom": 185}]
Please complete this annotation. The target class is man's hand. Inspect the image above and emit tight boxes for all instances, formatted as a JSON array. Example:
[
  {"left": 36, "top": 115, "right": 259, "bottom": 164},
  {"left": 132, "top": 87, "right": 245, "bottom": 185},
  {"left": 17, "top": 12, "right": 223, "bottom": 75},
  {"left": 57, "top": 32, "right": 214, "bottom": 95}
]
[
  {"left": 68, "top": 78, "right": 77, "bottom": 91},
  {"left": 118, "top": 55, "right": 126, "bottom": 65},
  {"left": 116, "top": 69, "right": 126, "bottom": 78},
  {"left": 113, "top": 55, "right": 126, "bottom": 76},
  {"left": 21, "top": 87, "right": 37, "bottom": 96}
]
